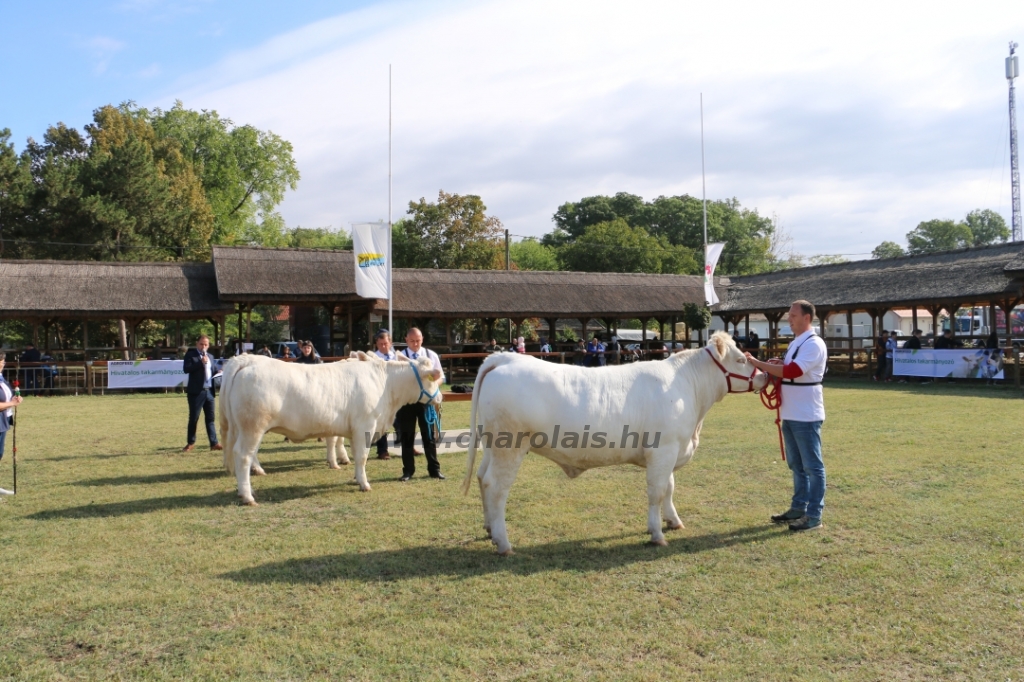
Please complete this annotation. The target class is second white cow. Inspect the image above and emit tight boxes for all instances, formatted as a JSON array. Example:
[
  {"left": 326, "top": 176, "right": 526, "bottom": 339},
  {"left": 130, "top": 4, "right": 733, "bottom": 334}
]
[
  {"left": 463, "top": 332, "right": 766, "bottom": 554},
  {"left": 219, "top": 352, "right": 442, "bottom": 504}
]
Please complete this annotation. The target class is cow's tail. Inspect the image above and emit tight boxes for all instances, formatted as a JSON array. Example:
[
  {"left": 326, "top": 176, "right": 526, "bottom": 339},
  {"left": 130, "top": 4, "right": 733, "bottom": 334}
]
[{"left": 462, "top": 353, "right": 520, "bottom": 495}]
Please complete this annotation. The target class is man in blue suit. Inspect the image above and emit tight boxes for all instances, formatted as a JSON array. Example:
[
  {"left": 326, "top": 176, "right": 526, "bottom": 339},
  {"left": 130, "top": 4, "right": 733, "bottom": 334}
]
[{"left": 182, "top": 335, "right": 222, "bottom": 452}]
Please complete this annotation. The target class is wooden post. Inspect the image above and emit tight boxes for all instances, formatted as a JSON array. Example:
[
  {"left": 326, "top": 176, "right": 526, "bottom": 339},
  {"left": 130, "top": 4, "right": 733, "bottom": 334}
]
[
  {"left": 744, "top": 314, "right": 750, "bottom": 337},
  {"left": 445, "top": 319, "right": 452, "bottom": 348},
  {"left": 246, "top": 304, "right": 253, "bottom": 343},
  {"left": 546, "top": 318, "right": 558, "bottom": 344},
  {"left": 347, "top": 306, "right": 354, "bottom": 355},
  {"left": 580, "top": 318, "right": 589, "bottom": 344},
  {"left": 847, "top": 310, "right": 854, "bottom": 375},
  {"left": 83, "top": 320, "right": 91, "bottom": 395},
  {"left": 912, "top": 306, "right": 918, "bottom": 334}
]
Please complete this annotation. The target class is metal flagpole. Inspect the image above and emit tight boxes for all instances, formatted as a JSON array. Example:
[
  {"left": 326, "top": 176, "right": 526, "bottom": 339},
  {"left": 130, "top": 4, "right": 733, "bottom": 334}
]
[
  {"left": 388, "top": 64, "right": 394, "bottom": 334},
  {"left": 701, "top": 93, "right": 708, "bottom": 251}
]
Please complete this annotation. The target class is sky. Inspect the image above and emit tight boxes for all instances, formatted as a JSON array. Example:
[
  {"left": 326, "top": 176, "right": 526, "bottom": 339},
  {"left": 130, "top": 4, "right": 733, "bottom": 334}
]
[{"left": 3, "top": 0, "right": 1023, "bottom": 258}]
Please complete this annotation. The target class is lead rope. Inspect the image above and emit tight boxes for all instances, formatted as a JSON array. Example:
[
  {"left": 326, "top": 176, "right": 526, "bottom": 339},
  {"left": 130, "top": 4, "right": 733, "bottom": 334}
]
[
  {"left": 758, "top": 359, "right": 786, "bottom": 461},
  {"left": 410, "top": 363, "right": 442, "bottom": 439}
]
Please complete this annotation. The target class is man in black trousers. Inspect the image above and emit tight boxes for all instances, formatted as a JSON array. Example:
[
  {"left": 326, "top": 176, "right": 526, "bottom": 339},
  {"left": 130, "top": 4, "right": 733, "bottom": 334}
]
[
  {"left": 182, "top": 335, "right": 222, "bottom": 452},
  {"left": 395, "top": 327, "right": 444, "bottom": 481}
]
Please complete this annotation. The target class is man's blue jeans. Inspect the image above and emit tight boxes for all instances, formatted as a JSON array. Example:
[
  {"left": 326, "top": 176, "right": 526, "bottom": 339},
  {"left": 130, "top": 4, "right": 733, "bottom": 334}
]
[{"left": 782, "top": 419, "right": 825, "bottom": 520}]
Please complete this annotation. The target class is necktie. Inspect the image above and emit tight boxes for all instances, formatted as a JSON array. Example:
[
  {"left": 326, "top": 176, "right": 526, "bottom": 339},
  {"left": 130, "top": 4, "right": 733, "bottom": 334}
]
[{"left": 411, "top": 352, "right": 418, "bottom": 359}]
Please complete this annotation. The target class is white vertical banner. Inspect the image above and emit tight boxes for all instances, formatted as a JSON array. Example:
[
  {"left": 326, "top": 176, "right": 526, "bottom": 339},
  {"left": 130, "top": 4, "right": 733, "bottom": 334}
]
[
  {"left": 352, "top": 222, "right": 391, "bottom": 300},
  {"left": 704, "top": 242, "right": 725, "bottom": 306}
]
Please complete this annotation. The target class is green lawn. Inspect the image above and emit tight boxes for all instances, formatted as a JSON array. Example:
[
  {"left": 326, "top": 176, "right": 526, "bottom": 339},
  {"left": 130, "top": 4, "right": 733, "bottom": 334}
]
[{"left": 0, "top": 382, "right": 1022, "bottom": 680}]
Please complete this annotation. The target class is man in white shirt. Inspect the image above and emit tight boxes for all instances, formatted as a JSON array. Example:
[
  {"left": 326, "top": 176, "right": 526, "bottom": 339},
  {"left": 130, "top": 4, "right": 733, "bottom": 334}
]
[
  {"left": 372, "top": 329, "right": 398, "bottom": 459},
  {"left": 396, "top": 327, "right": 445, "bottom": 481},
  {"left": 745, "top": 300, "right": 828, "bottom": 532}
]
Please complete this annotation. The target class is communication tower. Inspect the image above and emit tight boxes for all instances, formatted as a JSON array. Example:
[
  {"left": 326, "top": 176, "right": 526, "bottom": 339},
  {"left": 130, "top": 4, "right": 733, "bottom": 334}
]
[{"left": 1009, "top": 41, "right": 1021, "bottom": 242}]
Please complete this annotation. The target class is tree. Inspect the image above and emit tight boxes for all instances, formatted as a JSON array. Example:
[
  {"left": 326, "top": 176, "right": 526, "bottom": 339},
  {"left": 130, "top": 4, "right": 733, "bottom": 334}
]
[
  {"left": 557, "top": 218, "right": 698, "bottom": 274},
  {"left": 147, "top": 101, "right": 300, "bottom": 245},
  {"left": 544, "top": 193, "right": 776, "bottom": 275},
  {"left": 394, "top": 191, "right": 504, "bottom": 269},
  {"left": 905, "top": 219, "right": 973, "bottom": 255},
  {"left": 509, "top": 238, "right": 559, "bottom": 271},
  {"left": 963, "top": 209, "right": 1010, "bottom": 246},
  {"left": 807, "top": 254, "right": 849, "bottom": 266},
  {"left": 682, "top": 302, "right": 711, "bottom": 335},
  {"left": 871, "top": 241, "right": 906, "bottom": 259}
]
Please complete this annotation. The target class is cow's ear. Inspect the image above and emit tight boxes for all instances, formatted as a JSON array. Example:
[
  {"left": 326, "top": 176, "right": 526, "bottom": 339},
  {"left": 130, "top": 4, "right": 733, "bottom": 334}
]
[
  {"left": 395, "top": 353, "right": 411, "bottom": 363},
  {"left": 355, "top": 351, "right": 371, "bottom": 361},
  {"left": 429, "top": 369, "right": 442, "bottom": 381},
  {"left": 711, "top": 331, "right": 728, "bottom": 359}
]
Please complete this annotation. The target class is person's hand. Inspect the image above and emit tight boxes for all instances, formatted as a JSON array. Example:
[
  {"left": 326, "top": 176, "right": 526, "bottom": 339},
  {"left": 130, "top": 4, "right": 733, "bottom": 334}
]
[
  {"left": 743, "top": 351, "right": 759, "bottom": 365},
  {"left": 201, "top": 353, "right": 209, "bottom": 364},
  {"left": 11, "top": 396, "right": 22, "bottom": 406}
]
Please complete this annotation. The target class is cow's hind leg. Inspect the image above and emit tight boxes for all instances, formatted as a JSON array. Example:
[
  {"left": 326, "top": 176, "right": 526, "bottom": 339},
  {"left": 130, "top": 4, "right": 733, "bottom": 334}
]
[
  {"left": 250, "top": 450, "right": 266, "bottom": 476},
  {"left": 645, "top": 453, "right": 675, "bottom": 546},
  {"left": 476, "top": 447, "right": 495, "bottom": 537},
  {"left": 481, "top": 447, "right": 526, "bottom": 555},
  {"left": 350, "top": 430, "right": 372, "bottom": 492},
  {"left": 661, "top": 472, "right": 684, "bottom": 530},
  {"left": 234, "top": 431, "right": 265, "bottom": 505}
]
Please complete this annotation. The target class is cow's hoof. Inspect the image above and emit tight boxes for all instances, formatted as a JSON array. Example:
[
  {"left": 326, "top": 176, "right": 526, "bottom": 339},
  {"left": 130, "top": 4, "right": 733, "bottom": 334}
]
[
  {"left": 328, "top": 463, "right": 342, "bottom": 470},
  {"left": 359, "top": 485, "right": 372, "bottom": 493},
  {"left": 251, "top": 467, "right": 266, "bottom": 476},
  {"left": 665, "top": 521, "right": 684, "bottom": 531},
  {"left": 241, "top": 499, "right": 258, "bottom": 507},
  {"left": 483, "top": 525, "right": 492, "bottom": 538},
  {"left": 339, "top": 461, "right": 350, "bottom": 466},
  {"left": 648, "top": 538, "right": 668, "bottom": 547},
  {"left": 497, "top": 548, "right": 515, "bottom": 556}
]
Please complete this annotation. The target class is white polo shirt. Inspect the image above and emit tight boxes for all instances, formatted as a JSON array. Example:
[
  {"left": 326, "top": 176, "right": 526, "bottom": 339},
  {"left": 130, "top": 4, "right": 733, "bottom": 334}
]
[{"left": 780, "top": 330, "right": 827, "bottom": 422}]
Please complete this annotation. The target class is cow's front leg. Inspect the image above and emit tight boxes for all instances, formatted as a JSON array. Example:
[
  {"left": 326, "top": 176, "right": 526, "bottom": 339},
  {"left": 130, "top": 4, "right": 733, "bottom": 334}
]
[
  {"left": 661, "top": 471, "right": 684, "bottom": 530},
  {"left": 645, "top": 452, "right": 675, "bottom": 546},
  {"left": 325, "top": 436, "right": 348, "bottom": 469},
  {"left": 250, "top": 451, "right": 266, "bottom": 476},
  {"left": 336, "top": 438, "right": 350, "bottom": 465}
]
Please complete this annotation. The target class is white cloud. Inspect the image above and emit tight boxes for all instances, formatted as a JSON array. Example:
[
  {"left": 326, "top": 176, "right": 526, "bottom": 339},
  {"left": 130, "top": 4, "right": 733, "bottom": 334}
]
[
  {"left": 83, "top": 36, "right": 126, "bottom": 74},
  {"left": 168, "top": 0, "right": 1024, "bottom": 255}
]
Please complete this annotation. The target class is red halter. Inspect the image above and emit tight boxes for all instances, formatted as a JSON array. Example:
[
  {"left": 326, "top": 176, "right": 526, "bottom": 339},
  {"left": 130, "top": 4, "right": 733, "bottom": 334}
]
[{"left": 704, "top": 346, "right": 758, "bottom": 393}]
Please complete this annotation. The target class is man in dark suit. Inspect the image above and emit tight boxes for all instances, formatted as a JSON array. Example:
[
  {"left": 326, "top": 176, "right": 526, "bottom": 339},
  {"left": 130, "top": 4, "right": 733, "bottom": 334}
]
[{"left": 182, "top": 335, "right": 222, "bottom": 452}]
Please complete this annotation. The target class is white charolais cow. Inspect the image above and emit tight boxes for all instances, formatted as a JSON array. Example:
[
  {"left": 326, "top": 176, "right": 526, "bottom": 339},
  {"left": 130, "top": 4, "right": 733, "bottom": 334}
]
[
  {"left": 462, "top": 332, "right": 766, "bottom": 554},
  {"left": 219, "top": 352, "right": 442, "bottom": 505}
]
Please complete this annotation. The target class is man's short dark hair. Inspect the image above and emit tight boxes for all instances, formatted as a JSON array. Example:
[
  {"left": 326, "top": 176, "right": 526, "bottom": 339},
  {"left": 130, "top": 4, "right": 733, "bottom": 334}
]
[
  {"left": 197, "top": 334, "right": 210, "bottom": 343},
  {"left": 791, "top": 300, "right": 815, "bottom": 319}
]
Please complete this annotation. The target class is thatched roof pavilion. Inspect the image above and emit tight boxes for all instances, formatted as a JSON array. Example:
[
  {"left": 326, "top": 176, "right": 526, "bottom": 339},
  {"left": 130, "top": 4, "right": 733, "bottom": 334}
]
[{"left": 0, "top": 260, "right": 232, "bottom": 320}]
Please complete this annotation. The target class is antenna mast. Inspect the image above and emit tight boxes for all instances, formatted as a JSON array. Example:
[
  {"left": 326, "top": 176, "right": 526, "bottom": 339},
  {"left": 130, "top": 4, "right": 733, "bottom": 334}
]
[
  {"left": 700, "top": 93, "right": 708, "bottom": 249},
  {"left": 1009, "top": 41, "right": 1022, "bottom": 242}
]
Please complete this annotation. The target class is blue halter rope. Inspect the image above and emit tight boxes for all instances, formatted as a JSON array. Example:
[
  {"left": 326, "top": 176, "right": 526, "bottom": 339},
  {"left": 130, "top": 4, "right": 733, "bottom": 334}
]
[{"left": 409, "top": 360, "right": 441, "bottom": 434}]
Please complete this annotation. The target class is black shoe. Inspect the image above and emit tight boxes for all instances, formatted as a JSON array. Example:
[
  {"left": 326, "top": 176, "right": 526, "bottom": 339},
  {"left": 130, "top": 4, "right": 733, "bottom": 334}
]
[
  {"left": 788, "top": 516, "right": 822, "bottom": 532},
  {"left": 771, "top": 509, "right": 805, "bottom": 523},
  {"left": 430, "top": 473, "right": 446, "bottom": 480},
  {"left": 399, "top": 475, "right": 412, "bottom": 482}
]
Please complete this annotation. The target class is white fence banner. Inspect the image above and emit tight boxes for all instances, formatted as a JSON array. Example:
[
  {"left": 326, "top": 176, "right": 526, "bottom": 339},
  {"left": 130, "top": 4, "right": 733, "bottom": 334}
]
[
  {"left": 107, "top": 360, "right": 189, "bottom": 389},
  {"left": 352, "top": 221, "right": 390, "bottom": 300},
  {"left": 893, "top": 348, "right": 1004, "bottom": 379}
]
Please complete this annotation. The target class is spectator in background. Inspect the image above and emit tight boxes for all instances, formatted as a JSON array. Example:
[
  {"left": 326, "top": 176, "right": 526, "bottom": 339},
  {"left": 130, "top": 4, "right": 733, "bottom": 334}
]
[
  {"left": 281, "top": 345, "right": 294, "bottom": 360},
  {"left": 934, "top": 329, "right": 955, "bottom": 349},
  {"left": 885, "top": 331, "right": 898, "bottom": 382},
  {"left": 257, "top": 345, "right": 273, "bottom": 357},
  {"left": 873, "top": 331, "right": 888, "bottom": 382},
  {"left": 296, "top": 341, "right": 321, "bottom": 365},
  {"left": 515, "top": 336, "right": 526, "bottom": 353},
  {"left": 574, "top": 339, "right": 587, "bottom": 366},
  {"left": 746, "top": 331, "right": 761, "bottom": 359},
  {"left": 985, "top": 330, "right": 999, "bottom": 349},
  {"left": 484, "top": 339, "right": 502, "bottom": 353},
  {"left": 539, "top": 338, "right": 552, "bottom": 353},
  {"left": 901, "top": 329, "right": 927, "bottom": 385},
  {"left": 587, "top": 334, "right": 606, "bottom": 367}
]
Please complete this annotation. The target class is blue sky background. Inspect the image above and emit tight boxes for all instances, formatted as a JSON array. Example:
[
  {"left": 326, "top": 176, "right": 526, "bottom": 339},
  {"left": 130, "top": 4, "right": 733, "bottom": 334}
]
[{"left": 3, "top": 1, "right": 1023, "bottom": 258}]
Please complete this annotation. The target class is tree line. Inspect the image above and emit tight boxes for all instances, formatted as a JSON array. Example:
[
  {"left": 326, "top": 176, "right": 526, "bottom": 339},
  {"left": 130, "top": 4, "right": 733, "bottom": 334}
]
[{"left": 871, "top": 209, "right": 1010, "bottom": 259}]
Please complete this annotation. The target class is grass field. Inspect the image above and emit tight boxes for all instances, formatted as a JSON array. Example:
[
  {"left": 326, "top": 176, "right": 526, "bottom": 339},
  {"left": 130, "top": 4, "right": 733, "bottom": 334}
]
[{"left": 0, "top": 382, "right": 1022, "bottom": 680}]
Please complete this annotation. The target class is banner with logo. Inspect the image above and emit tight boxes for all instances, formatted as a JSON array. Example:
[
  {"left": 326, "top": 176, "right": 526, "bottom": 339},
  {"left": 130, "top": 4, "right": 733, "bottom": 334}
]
[
  {"left": 107, "top": 360, "right": 189, "bottom": 389},
  {"left": 352, "top": 221, "right": 390, "bottom": 300},
  {"left": 704, "top": 242, "right": 725, "bottom": 306},
  {"left": 893, "top": 348, "right": 1004, "bottom": 379}
]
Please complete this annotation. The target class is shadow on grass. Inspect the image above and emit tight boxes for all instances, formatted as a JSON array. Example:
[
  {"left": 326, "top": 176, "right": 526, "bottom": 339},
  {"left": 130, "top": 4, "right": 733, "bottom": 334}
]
[
  {"left": 221, "top": 524, "right": 784, "bottom": 582},
  {"left": 32, "top": 452, "right": 138, "bottom": 463},
  {"left": 75, "top": 469, "right": 229, "bottom": 487},
  {"left": 25, "top": 483, "right": 338, "bottom": 520},
  {"left": 825, "top": 378, "right": 1023, "bottom": 400}
]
